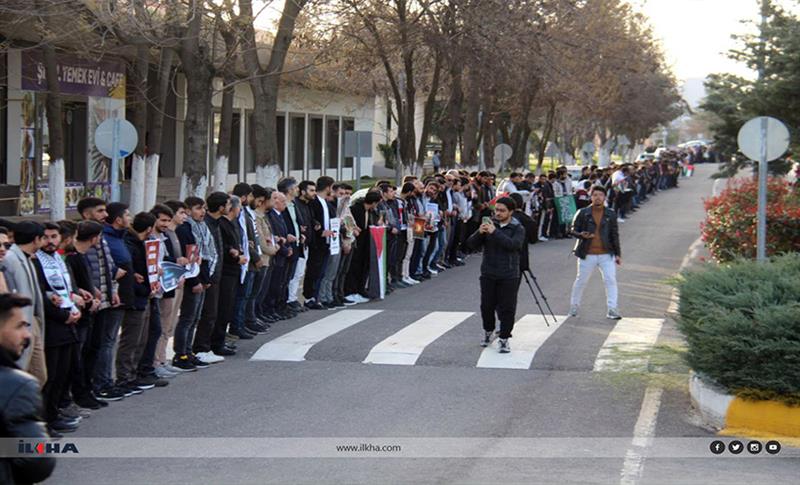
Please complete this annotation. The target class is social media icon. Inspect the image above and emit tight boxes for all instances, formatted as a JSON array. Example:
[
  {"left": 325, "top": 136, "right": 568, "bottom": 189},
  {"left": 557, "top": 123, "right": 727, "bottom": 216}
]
[
  {"left": 710, "top": 440, "right": 726, "bottom": 455},
  {"left": 728, "top": 440, "right": 744, "bottom": 454},
  {"left": 765, "top": 440, "right": 781, "bottom": 455},
  {"left": 747, "top": 441, "right": 762, "bottom": 454}
]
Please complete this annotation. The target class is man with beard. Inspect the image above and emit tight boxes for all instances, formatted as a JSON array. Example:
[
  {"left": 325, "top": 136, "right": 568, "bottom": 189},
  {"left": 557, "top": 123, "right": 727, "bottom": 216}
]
[
  {"left": 0, "top": 294, "right": 56, "bottom": 484},
  {"left": 33, "top": 223, "right": 83, "bottom": 434}
]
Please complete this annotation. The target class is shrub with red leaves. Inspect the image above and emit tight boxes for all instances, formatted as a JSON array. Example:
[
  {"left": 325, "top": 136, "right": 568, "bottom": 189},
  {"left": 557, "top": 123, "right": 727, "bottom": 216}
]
[{"left": 701, "top": 178, "right": 800, "bottom": 262}]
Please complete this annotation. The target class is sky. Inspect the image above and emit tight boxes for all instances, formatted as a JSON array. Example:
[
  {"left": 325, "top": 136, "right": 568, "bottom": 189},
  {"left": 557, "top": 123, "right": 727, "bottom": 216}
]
[{"left": 634, "top": 0, "right": 800, "bottom": 82}]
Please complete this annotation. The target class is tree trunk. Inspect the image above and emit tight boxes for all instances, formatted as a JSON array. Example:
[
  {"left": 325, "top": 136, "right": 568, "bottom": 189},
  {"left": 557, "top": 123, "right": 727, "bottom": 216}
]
[
  {"left": 416, "top": 53, "right": 441, "bottom": 166},
  {"left": 129, "top": 45, "right": 149, "bottom": 212},
  {"left": 536, "top": 102, "right": 557, "bottom": 174},
  {"left": 440, "top": 65, "right": 462, "bottom": 168},
  {"left": 461, "top": 72, "right": 481, "bottom": 168},
  {"left": 144, "top": 48, "right": 174, "bottom": 209},
  {"left": 42, "top": 44, "right": 65, "bottom": 220},
  {"left": 240, "top": 0, "right": 307, "bottom": 188}
]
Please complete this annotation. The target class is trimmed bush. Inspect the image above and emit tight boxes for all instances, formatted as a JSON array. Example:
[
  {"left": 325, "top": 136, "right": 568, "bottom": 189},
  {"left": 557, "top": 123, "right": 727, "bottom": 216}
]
[
  {"left": 701, "top": 178, "right": 800, "bottom": 262},
  {"left": 676, "top": 253, "right": 800, "bottom": 405}
]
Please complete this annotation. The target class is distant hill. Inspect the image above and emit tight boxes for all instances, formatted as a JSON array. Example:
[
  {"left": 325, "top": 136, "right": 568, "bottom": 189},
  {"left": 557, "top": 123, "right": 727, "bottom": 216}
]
[{"left": 682, "top": 78, "right": 706, "bottom": 109}]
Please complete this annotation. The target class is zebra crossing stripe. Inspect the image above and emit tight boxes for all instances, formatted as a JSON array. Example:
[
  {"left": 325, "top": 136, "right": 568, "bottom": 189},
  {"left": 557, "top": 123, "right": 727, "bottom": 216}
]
[
  {"left": 593, "top": 318, "right": 664, "bottom": 372},
  {"left": 250, "top": 310, "right": 383, "bottom": 361},
  {"left": 363, "top": 311, "right": 473, "bottom": 365},
  {"left": 476, "top": 314, "right": 566, "bottom": 369}
]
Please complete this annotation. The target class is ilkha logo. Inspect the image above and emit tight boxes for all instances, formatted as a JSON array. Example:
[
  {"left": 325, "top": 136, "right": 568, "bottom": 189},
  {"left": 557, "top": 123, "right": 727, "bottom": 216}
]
[{"left": 18, "top": 440, "right": 79, "bottom": 455}]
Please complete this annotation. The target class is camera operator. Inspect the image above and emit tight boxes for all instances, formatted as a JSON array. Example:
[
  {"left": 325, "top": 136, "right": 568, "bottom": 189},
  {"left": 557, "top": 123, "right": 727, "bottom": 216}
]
[{"left": 467, "top": 197, "right": 525, "bottom": 353}]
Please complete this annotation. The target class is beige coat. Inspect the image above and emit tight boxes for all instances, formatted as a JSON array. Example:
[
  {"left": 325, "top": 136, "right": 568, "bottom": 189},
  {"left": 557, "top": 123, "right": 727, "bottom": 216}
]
[{"left": 255, "top": 211, "right": 279, "bottom": 267}]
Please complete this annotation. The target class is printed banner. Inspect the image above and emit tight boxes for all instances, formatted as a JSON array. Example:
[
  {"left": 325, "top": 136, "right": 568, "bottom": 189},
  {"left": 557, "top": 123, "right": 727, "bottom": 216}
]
[
  {"left": 329, "top": 218, "right": 340, "bottom": 256},
  {"left": 19, "top": 92, "right": 36, "bottom": 216},
  {"left": 21, "top": 50, "right": 126, "bottom": 99},
  {"left": 144, "top": 240, "right": 161, "bottom": 292},
  {"left": 367, "top": 226, "right": 387, "bottom": 300},
  {"left": 159, "top": 262, "right": 188, "bottom": 293},
  {"left": 412, "top": 216, "right": 426, "bottom": 240},
  {"left": 184, "top": 244, "right": 200, "bottom": 279},
  {"left": 425, "top": 203, "right": 439, "bottom": 232},
  {"left": 555, "top": 195, "right": 578, "bottom": 225}
]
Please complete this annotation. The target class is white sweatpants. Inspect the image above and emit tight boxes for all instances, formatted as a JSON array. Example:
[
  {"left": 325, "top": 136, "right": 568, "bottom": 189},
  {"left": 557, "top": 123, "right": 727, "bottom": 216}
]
[
  {"left": 287, "top": 247, "right": 308, "bottom": 303},
  {"left": 570, "top": 254, "right": 618, "bottom": 310}
]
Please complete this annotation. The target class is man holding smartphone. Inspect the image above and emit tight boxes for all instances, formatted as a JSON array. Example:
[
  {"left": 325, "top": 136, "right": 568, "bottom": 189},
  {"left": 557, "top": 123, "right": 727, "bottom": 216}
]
[
  {"left": 568, "top": 186, "right": 622, "bottom": 319},
  {"left": 467, "top": 197, "right": 526, "bottom": 353}
]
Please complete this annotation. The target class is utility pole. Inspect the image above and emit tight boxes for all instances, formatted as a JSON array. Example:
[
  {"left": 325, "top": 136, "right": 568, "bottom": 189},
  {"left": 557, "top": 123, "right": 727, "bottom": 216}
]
[{"left": 756, "top": 0, "right": 768, "bottom": 262}]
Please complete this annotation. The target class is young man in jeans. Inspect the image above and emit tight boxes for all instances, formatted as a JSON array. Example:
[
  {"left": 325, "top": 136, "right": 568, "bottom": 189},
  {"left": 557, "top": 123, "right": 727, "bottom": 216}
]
[
  {"left": 568, "top": 185, "right": 623, "bottom": 320},
  {"left": 172, "top": 197, "right": 213, "bottom": 371}
]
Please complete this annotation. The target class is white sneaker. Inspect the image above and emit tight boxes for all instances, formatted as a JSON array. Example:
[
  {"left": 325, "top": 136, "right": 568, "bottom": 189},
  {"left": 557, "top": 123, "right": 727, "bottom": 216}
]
[
  {"left": 355, "top": 294, "right": 370, "bottom": 303},
  {"left": 618, "top": 218, "right": 626, "bottom": 223},
  {"left": 346, "top": 294, "right": 363, "bottom": 304},
  {"left": 154, "top": 366, "right": 177, "bottom": 379},
  {"left": 539, "top": 236, "right": 549, "bottom": 241},
  {"left": 196, "top": 351, "right": 224, "bottom": 364},
  {"left": 498, "top": 338, "right": 511, "bottom": 353},
  {"left": 428, "top": 267, "right": 438, "bottom": 275},
  {"left": 568, "top": 305, "right": 578, "bottom": 317},
  {"left": 403, "top": 277, "right": 419, "bottom": 285}
]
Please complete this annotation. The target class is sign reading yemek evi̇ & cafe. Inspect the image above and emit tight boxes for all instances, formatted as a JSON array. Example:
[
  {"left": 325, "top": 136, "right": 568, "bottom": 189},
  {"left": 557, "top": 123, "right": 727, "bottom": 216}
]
[{"left": 21, "top": 50, "right": 126, "bottom": 100}]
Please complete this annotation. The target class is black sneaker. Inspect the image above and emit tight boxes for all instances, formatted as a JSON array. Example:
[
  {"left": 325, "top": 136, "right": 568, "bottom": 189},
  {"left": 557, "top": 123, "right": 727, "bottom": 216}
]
[
  {"left": 153, "top": 378, "right": 169, "bottom": 388},
  {"left": 212, "top": 346, "right": 236, "bottom": 356},
  {"left": 48, "top": 418, "right": 79, "bottom": 433},
  {"left": 95, "top": 387, "right": 125, "bottom": 401},
  {"left": 189, "top": 353, "right": 210, "bottom": 368},
  {"left": 172, "top": 355, "right": 198, "bottom": 372},
  {"left": 118, "top": 383, "right": 142, "bottom": 395},
  {"left": 133, "top": 375, "right": 157, "bottom": 390},
  {"left": 114, "top": 385, "right": 134, "bottom": 397},
  {"left": 74, "top": 395, "right": 102, "bottom": 410}
]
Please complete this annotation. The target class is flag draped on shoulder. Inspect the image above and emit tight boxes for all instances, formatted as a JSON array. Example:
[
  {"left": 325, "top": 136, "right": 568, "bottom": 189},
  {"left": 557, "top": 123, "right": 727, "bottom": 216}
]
[{"left": 367, "top": 226, "right": 387, "bottom": 300}]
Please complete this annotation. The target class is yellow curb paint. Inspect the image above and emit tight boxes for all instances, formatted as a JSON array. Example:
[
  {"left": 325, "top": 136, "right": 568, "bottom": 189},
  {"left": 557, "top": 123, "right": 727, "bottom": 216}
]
[{"left": 721, "top": 397, "right": 800, "bottom": 444}]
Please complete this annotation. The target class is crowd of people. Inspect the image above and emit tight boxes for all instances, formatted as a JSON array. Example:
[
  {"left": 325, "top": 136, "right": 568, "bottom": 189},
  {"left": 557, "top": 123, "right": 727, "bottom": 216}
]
[{"left": 0, "top": 155, "right": 686, "bottom": 452}]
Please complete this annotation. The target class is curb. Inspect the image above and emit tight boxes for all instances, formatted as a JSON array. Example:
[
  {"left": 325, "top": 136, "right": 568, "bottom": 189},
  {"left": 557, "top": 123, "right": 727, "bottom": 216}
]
[{"left": 689, "top": 371, "right": 800, "bottom": 446}]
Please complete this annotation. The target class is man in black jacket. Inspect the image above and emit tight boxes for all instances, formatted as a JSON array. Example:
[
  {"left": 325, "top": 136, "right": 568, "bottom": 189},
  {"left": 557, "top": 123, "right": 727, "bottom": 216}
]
[
  {"left": 0, "top": 293, "right": 56, "bottom": 485},
  {"left": 192, "top": 192, "right": 232, "bottom": 361},
  {"left": 467, "top": 197, "right": 525, "bottom": 353},
  {"left": 265, "top": 191, "right": 294, "bottom": 320},
  {"left": 568, "top": 185, "right": 622, "bottom": 320},
  {"left": 34, "top": 223, "right": 83, "bottom": 434},
  {"left": 217, "top": 195, "right": 246, "bottom": 349}
]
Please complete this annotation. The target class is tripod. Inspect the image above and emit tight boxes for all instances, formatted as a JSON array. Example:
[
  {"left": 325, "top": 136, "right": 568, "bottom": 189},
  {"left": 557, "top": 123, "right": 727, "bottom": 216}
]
[{"left": 521, "top": 269, "right": 557, "bottom": 327}]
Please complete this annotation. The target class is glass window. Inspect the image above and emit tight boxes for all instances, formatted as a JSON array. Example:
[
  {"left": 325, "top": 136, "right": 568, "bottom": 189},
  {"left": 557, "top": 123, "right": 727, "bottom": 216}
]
[
  {"left": 308, "top": 116, "right": 323, "bottom": 170},
  {"left": 325, "top": 117, "right": 339, "bottom": 170},
  {"left": 277, "top": 115, "right": 285, "bottom": 169},
  {"left": 289, "top": 115, "right": 304, "bottom": 171},
  {"left": 342, "top": 118, "right": 355, "bottom": 168}
]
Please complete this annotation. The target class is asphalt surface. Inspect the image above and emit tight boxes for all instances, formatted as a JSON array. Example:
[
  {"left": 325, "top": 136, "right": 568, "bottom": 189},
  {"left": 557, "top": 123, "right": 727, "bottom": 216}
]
[{"left": 51, "top": 164, "right": 799, "bottom": 484}]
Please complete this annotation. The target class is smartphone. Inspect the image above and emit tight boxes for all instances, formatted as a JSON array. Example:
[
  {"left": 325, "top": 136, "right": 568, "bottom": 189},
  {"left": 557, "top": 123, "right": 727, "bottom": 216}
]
[{"left": 482, "top": 216, "right": 492, "bottom": 226}]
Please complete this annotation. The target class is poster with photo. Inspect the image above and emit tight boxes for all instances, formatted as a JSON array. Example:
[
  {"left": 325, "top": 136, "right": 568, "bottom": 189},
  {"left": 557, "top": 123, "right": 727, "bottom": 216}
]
[
  {"left": 329, "top": 218, "right": 340, "bottom": 256},
  {"left": 145, "top": 240, "right": 161, "bottom": 292}
]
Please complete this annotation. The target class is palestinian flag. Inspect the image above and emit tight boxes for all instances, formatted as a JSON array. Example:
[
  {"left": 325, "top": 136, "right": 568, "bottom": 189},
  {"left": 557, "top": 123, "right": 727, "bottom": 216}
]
[
  {"left": 488, "top": 192, "right": 510, "bottom": 211},
  {"left": 367, "top": 226, "right": 387, "bottom": 300}
]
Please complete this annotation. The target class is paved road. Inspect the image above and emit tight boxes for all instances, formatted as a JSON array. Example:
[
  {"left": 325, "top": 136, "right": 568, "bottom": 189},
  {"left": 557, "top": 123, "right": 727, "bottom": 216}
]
[{"left": 52, "top": 164, "right": 799, "bottom": 484}]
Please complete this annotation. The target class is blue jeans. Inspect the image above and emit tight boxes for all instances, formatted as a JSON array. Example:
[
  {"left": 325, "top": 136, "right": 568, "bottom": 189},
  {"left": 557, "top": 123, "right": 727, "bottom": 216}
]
[
  {"left": 173, "top": 287, "right": 205, "bottom": 357},
  {"left": 92, "top": 308, "right": 124, "bottom": 391},
  {"left": 232, "top": 271, "right": 255, "bottom": 334},
  {"left": 137, "top": 299, "right": 161, "bottom": 377},
  {"left": 430, "top": 229, "right": 447, "bottom": 267}
]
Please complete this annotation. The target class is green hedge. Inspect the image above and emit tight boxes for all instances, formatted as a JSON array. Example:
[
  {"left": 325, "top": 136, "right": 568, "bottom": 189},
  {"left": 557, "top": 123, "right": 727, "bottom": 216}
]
[{"left": 676, "top": 253, "right": 800, "bottom": 405}]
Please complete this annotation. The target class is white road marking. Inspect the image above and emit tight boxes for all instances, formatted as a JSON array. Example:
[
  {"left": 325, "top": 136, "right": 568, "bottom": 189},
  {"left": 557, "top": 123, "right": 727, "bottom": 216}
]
[
  {"left": 593, "top": 318, "right": 664, "bottom": 372},
  {"left": 250, "top": 310, "right": 383, "bottom": 361},
  {"left": 363, "top": 311, "right": 473, "bottom": 365},
  {"left": 476, "top": 314, "right": 566, "bottom": 369},
  {"left": 619, "top": 387, "right": 663, "bottom": 485}
]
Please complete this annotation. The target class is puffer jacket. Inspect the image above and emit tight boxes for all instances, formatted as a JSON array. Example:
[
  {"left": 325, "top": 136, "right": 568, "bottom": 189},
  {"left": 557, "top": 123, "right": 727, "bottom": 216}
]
[
  {"left": 466, "top": 217, "right": 525, "bottom": 280},
  {"left": 0, "top": 348, "right": 56, "bottom": 484}
]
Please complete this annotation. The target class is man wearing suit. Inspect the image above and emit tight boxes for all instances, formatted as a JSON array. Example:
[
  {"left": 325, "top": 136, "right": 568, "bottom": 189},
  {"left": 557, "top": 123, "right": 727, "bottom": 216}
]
[
  {"left": 265, "top": 192, "right": 294, "bottom": 320},
  {"left": 3, "top": 221, "right": 47, "bottom": 385},
  {"left": 304, "top": 176, "right": 336, "bottom": 309}
]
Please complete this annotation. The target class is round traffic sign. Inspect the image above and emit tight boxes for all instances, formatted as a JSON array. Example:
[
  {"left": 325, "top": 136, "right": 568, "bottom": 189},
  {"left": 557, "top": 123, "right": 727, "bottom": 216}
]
[
  {"left": 737, "top": 116, "right": 790, "bottom": 162},
  {"left": 95, "top": 118, "right": 138, "bottom": 159},
  {"left": 493, "top": 143, "right": 513, "bottom": 164}
]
